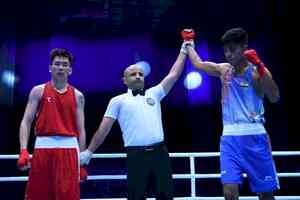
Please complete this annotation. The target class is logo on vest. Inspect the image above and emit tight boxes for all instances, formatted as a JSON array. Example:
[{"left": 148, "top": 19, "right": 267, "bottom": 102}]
[
  {"left": 47, "top": 97, "right": 55, "bottom": 103},
  {"left": 146, "top": 98, "right": 155, "bottom": 106}
]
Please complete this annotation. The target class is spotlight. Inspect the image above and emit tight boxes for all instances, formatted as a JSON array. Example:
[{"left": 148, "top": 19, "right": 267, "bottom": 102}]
[
  {"left": 135, "top": 61, "right": 151, "bottom": 77},
  {"left": 184, "top": 71, "right": 202, "bottom": 90},
  {"left": 1, "top": 70, "right": 16, "bottom": 88}
]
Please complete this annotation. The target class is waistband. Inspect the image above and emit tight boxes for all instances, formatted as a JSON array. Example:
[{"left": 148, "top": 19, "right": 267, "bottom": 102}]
[
  {"left": 223, "top": 123, "right": 266, "bottom": 136},
  {"left": 125, "top": 141, "right": 165, "bottom": 151},
  {"left": 34, "top": 136, "right": 79, "bottom": 149}
]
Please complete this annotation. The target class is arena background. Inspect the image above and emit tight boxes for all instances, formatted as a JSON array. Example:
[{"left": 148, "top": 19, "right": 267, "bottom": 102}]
[{"left": 1, "top": 0, "right": 296, "bottom": 199}]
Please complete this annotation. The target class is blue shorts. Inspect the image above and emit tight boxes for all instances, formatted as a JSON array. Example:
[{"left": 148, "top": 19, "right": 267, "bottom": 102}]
[{"left": 220, "top": 134, "right": 280, "bottom": 193}]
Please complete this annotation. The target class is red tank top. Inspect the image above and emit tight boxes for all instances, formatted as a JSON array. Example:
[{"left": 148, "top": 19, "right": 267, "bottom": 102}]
[{"left": 35, "top": 82, "right": 79, "bottom": 137}]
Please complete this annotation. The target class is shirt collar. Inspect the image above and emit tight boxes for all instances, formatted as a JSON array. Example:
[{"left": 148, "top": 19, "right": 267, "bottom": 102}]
[{"left": 127, "top": 88, "right": 134, "bottom": 96}]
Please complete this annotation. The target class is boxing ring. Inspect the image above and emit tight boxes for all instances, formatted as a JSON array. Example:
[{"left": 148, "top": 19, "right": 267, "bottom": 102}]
[{"left": 1, "top": 151, "right": 300, "bottom": 200}]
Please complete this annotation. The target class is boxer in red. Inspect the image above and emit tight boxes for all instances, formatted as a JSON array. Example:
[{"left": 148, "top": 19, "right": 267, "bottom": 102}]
[{"left": 17, "top": 48, "right": 87, "bottom": 200}]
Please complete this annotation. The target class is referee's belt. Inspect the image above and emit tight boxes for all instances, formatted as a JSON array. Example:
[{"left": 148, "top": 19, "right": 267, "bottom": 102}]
[{"left": 126, "top": 141, "right": 165, "bottom": 151}]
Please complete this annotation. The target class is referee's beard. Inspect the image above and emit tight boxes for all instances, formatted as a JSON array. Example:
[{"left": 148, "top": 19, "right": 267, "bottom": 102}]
[{"left": 128, "top": 80, "right": 144, "bottom": 90}]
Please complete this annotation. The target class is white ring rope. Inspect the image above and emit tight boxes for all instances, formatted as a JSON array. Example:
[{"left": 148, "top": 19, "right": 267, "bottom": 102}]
[
  {"left": 1, "top": 151, "right": 300, "bottom": 159},
  {"left": 1, "top": 151, "right": 299, "bottom": 199}
]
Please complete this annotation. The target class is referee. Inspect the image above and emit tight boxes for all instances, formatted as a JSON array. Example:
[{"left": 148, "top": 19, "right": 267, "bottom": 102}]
[{"left": 80, "top": 41, "right": 191, "bottom": 199}]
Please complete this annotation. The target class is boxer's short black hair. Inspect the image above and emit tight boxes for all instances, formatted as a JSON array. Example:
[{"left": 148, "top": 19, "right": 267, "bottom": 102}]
[
  {"left": 50, "top": 48, "right": 74, "bottom": 65},
  {"left": 221, "top": 28, "right": 248, "bottom": 45}
]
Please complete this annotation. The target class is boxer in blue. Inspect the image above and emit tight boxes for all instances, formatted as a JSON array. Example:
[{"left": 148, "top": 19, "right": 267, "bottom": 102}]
[{"left": 181, "top": 28, "right": 280, "bottom": 200}]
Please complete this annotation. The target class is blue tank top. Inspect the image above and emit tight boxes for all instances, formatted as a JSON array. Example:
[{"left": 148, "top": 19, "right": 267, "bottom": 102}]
[{"left": 222, "top": 64, "right": 266, "bottom": 135}]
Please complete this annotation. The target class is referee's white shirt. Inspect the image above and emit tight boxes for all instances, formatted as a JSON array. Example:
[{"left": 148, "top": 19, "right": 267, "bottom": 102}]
[{"left": 104, "top": 84, "right": 166, "bottom": 147}]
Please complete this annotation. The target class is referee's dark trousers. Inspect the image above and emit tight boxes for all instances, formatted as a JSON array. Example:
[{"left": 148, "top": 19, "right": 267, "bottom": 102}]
[{"left": 126, "top": 142, "right": 173, "bottom": 200}]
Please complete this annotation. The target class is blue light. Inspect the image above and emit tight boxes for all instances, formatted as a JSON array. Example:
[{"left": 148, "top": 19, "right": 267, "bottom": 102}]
[
  {"left": 135, "top": 61, "right": 151, "bottom": 77},
  {"left": 184, "top": 71, "right": 202, "bottom": 90},
  {"left": 1, "top": 70, "right": 16, "bottom": 88}
]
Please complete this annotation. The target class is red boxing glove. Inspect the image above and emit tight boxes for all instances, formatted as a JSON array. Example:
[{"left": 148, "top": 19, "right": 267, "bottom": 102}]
[
  {"left": 243, "top": 49, "right": 266, "bottom": 78},
  {"left": 80, "top": 166, "right": 88, "bottom": 182},
  {"left": 181, "top": 29, "right": 195, "bottom": 41},
  {"left": 17, "top": 149, "right": 30, "bottom": 170}
]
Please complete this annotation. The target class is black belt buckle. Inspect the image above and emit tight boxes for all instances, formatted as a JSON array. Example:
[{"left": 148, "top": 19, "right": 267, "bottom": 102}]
[
  {"left": 145, "top": 141, "right": 163, "bottom": 151},
  {"left": 145, "top": 146, "right": 155, "bottom": 151}
]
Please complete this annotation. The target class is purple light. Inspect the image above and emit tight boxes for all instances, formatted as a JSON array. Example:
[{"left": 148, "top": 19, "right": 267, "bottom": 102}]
[
  {"left": 18, "top": 34, "right": 156, "bottom": 94},
  {"left": 184, "top": 71, "right": 202, "bottom": 90},
  {"left": 185, "top": 41, "right": 212, "bottom": 105}
]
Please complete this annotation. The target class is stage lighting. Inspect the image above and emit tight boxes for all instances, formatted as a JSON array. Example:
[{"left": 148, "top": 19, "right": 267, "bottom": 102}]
[
  {"left": 1, "top": 70, "right": 16, "bottom": 88},
  {"left": 135, "top": 61, "right": 151, "bottom": 77},
  {"left": 184, "top": 71, "right": 202, "bottom": 90}
]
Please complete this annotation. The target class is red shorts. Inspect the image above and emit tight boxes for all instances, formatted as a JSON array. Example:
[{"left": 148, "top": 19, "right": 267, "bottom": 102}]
[{"left": 25, "top": 148, "right": 79, "bottom": 200}]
